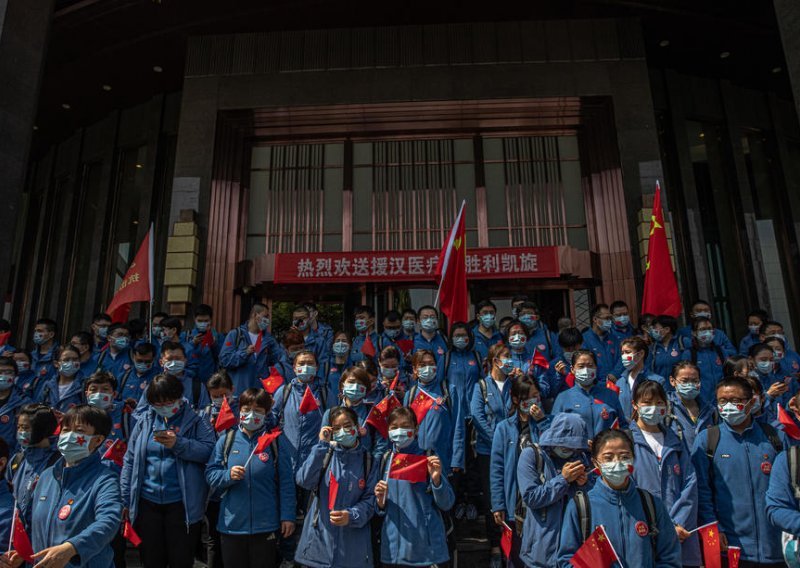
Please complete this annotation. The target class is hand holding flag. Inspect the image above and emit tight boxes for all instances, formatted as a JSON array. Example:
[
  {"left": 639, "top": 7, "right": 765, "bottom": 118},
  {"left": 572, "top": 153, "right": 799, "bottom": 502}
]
[
  {"left": 388, "top": 453, "right": 428, "bottom": 483},
  {"left": 10, "top": 509, "right": 33, "bottom": 563},
  {"left": 244, "top": 429, "right": 282, "bottom": 468},
  {"left": 122, "top": 520, "right": 142, "bottom": 547},
  {"left": 328, "top": 471, "right": 339, "bottom": 511},
  {"left": 299, "top": 386, "right": 320, "bottom": 414},
  {"left": 695, "top": 522, "right": 722, "bottom": 568},
  {"left": 409, "top": 388, "right": 436, "bottom": 424},
  {"left": 778, "top": 404, "right": 800, "bottom": 440}
]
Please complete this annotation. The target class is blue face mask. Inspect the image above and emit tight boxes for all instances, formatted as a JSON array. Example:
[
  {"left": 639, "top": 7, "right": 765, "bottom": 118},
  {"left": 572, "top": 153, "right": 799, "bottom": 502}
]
[
  {"left": 552, "top": 446, "right": 574, "bottom": 459},
  {"left": 417, "top": 366, "right": 437, "bottom": 383},
  {"left": 113, "top": 337, "right": 130, "bottom": 350},
  {"left": 240, "top": 410, "right": 266, "bottom": 432},
  {"left": 574, "top": 367, "right": 597, "bottom": 387},
  {"left": 675, "top": 382, "right": 700, "bottom": 400},
  {"left": 621, "top": 353, "right": 637, "bottom": 370},
  {"left": 522, "top": 397, "right": 541, "bottom": 415},
  {"left": 354, "top": 319, "right": 369, "bottom": 332},
  {"left": 508, "top": 334, "right": 526, "bottom": 349},
  {"left": 58, "top": 431, "right": 96, "bottom": 464},
  {"left": 153, "top": 400, "right": 182, "bottom": 419},
  {"left": 599, "top": 460, "right": 633, "bottom": 487},
  {"left": 134, "top": 361, "right": 153, "bottom": 374},
  {"left": 597, "top": 319, "right": 613, "bottom": 333},
  {"left": 380, "top": 366, "right": 397, "bottom": 379},
  {"left": 164, "top": 360, "right": 185, "bottom": 375},
  {"left": 519, "top": 315, "right": 538, "bottom": 329},
  {"left": 421, "top": 318, "right": 438, "bottom": 332},
  {"left": 694, "top": 311, "right": 712, "bottom": 320},
  {"left": 87, "top": 392, "right": 114, "bottom": 410},
  {"left": 774, "top": 350, "right": 785, "bottom": 362},
  {"left": 388, "top": 427, "right": 415, "bottom": 449},
  {"left": 332, "top": 341, "right": 349, "bottom": 356},
  {"left": 402, "top": 320, "right": 416, "bottom": 333},
  {"left": 32, "top": 332, "right": 47, "bottom": 346},
  {"left": 614, "top": 315, "right": 630, "bottom": 328},
  {"left": 452, "top": 337, "right": 469, "bottom": 350},
  {"left": 696, "top": 330, "right": 715, "bottom": 344},
  {"left": 258, "top": 317, "right": 270, "bottom": 331},
  {"left": 637, "top": 405, "right": 666, "bottom": 426},
  {"left": 151, "top": 325, "right": 162, "bottom": 337},
  {"left": 293, "top": 319, "right": 309, "bottom": 332},
  {"left": 196, "top": 322, "right": 210, "bottom": 333},
  {"left": 295, "top": 365, "right": 317, "bottom": 382},
  {"left": 718, "top": 402, "right": 749, "bottom": 426},
  {"left": 498, "top": 358, "right": 514, "bottom": 375},
  {"left": 648, "top": 328, "right": 663, "bottom": 341},
  {"left": 755, "top": 361, "right": 774, "bottom": 375},
  {"left": 96, "top": 326, "right": 109, "bottom": 339},
  {"left": 16, "top": 431, "right": 31, "bottom": 448},
  {"left": 0, "top": 374, "right": 14, "bottom": 391},
  {"left": 333, "top": 427, "right": 358, "bottom": 448},
  {"left": 343, "top": 383, "right": 367, "bottom": 402},
  {"left": 384, "top": 328, "right": 401, "bottom": 339},
  {"left": 479, "top": 314, "right": 496, "bottom": 328},
  {"left": 59, "top": 361, "right": 80, "bottom": 377}
]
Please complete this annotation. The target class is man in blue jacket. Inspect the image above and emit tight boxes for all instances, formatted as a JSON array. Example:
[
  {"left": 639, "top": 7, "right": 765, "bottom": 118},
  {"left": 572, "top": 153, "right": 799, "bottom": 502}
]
[
  {"left": 691, "top": 376, "right": 787, "bottom": 566},
  {"left": 219, "top": 303, "right": 281, "bottom": 395},
  {"left": 30, "top": 318, "right": 59, "bottom": 386},
  {"left": 518, "top": 301, "right": 561, "bottom": 362},
  {"left": 350, "top": 305, "right": 380, "bottom": 364},
  {"left": 183, "top": 304, "right": 225, "bottom": 391},
  {"left": 94, "top": 323, "right": 133, "bottom": 379},
  {"left": 581, "top": 304, "right": 618, "bottom": 381},
  {"left": 0, "top": 357, "right": 30, "bottom": 454},
  {"left": 472, "top": 300, "right": 503, "bottom": 360},
  {"left": 676, "top": 300, "right": 736, "bottom": 356},
  {"left": 414, "top": 306, "right": 448, "bottom": 365},
  {"left": 90, "top": 312, "right": 112, "bottom": 354}
]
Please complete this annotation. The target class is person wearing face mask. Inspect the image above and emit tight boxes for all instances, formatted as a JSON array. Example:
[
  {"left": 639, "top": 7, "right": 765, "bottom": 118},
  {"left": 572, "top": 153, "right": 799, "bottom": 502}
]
[
  {"left": 119, "top": 343, "right": 159, "bottom": 406},
  {"left": 11, "top": 351, "right": 35, "bottom": 395},
  {"left": 378, "top": 310, "right": 406, "bottom": 360},
  {"left": 609, "top": 300, "right": 635, "bottom": 339},
  {"left": 184, "top": 304, "right": 225, "bottom": 392},
  {"left": 444, "top": 324, "right": 480, "bottom": 481},
  {"left": 628, "top": 380, "right": 700, "bottom": 567},
  {"left": 295, "top": 406, "right": 379, "bottom": 568},
  {"left": 770, "top": 388, "right": 800, "bottom": 449},
  {"left": 489, "top": 378, "right": 549, "bottom": 567},
  {"left": 205, "top": 388, "right": 295, "bottom": 568},
  {"left": 517, "top": 413, "right": 591, "bottom": 568},
  {"left": 325, "top": 331, "right": 352, "bottom": 408},
  {"left": 552, "top": 350, "right": 627, "bottom": 438},
  {"left": 374, "top": 407, "right": 454, "bottom": 568},
  {"left": 1, "top": 405, "right": 122, "bottom": 568},
  {"left": 377, "top": 346, "right": 408, "bottom": 403},
  {"left": 95, "top": 323, "right": 133, "bottom": 378},
  {"left": 121, "top": 374, "right": 215, "bottom": 568},
  {"left": 149, "top": 312, "right": 168, "bottom": 345},
  {"left": 0, "top": 319, "right": 14, "bottom": 358},
  {"left": 349, "top": 306, "right": 380, "bottom": 365},
  {"left": 739, "top": 309, "right": 769, "bottom": 356},
  {"left": 70, "top": 331, "right": 99, "bottom": 374},
  {"left": 679, "top": 317, "right": 726, "bottom": 402},
  {"left": 37, "top": 345, "right": 85, "bottom": 413},
  {"left": 472, "top": 300, "right": 504, "bottom": 360},
  {"left": 30, "top": 318, "right": 59, "bottom": 386},
  {"left": 676, "top": 301, "right": 736, "bottom": 357},
  {"left": 303, "top": 302, "right": 334, "bottom": 362},
  {"left": 557, "top": 429, "right": 681, "bottom": 567},
  {"left": 646, "top": 315, "right": 683, "bottom": 381},
  {"left": 6, "top": 404, "right": 59, "bottom": 529},
  {"left": 153, "top": 341, "right": 208, "bottom": 411},
  {"left": 510, "top": 295, "right": 529, "bottom": 320},
  {"left": 545, "top": 327, "right": 583, "bottom": 399},
  {"left": 220, "top": 303, "right": 281, "bottom": 396},
  {"left": 761, "top": 320, "right": 800, "bottom": 379},
  {"left": 0, "top": 357, "right": 30, "bottom": 454},
  {"left": 84, "top": 372, "right": 136, "bottom": 470},
  {"left": 766, "top": 416, "right": 800, "bottom": 567},
  {"left": 505, "top": 322, "right": 532, "bottom": 375},
  {"left": 291, "top": 305, "right": 330, "bottom": 367},
  {"left": 90, "top": 312, "right": 112, "bottom": 354},
  {"left": 413, "top": 306, "right": 448, "bottom": 364},
  {"left": 581, "top": 304, "right": 619, "bottom": 381},
  {"left": 355, "top": 358, "right": 386, "bottom": 407},
  {"left": 749, "top": 343, "right": 796, "bottom": 424},
  {"left": 517, "top": 302, "right": 561, "bottom": 363},
  {"left": 666, "top": 361, "right": 718, "bottom": 450},
  {"left": 691, "top": 377, "right": 788, "bottom": 567},
  {"left": 615, "top": 337, "right": 666, "bottom": 421}
]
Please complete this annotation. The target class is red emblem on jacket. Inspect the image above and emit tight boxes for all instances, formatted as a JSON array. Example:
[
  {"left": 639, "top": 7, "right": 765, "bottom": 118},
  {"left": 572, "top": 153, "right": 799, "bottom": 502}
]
[{"left": 635, "top": 521, "right": 649, "bottom": 537}]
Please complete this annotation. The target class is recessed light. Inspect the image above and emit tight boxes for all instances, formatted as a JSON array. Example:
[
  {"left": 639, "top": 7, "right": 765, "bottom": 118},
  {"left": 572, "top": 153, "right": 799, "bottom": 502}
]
[
  {"left": 720, "top": 51, "right": 730, "bottom": 59},
  {"left": 659, "top": 40, "right": 670, "bottom": 47},
  {"left": 33, "top": 125, "right": 38, "bottom": 131},
  {"left": 102, "top": 84, "right": 112, "bottom": 91},
  {"left": 699, "top": 132, "right": 705, "bottom": 139},
  {"left": 135, "top": 164, "right": 144, "bottom": 169},
  {"left": 61, "top": 103, "right": 71, "bottom": 110},
  {"left": 772, "top": 66, "right": 782, "bottom": 74},
  {"left": 152, "top": 65, "right": 163, "bottom": 73}
]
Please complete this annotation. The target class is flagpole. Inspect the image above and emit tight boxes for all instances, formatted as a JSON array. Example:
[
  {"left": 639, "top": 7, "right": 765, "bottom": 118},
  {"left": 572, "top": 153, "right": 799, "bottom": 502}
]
[
  {"left": 687, "top": 521, "right": 718, "bottom": 535},
  {"left": 599, "top": 525, "right": 625, "bottom": 568},
  {"left": 7, "top": 502, "right": 15, "bottom": 553},
  {"left": 433, "top": 200, "right": 466, "bottom": 309}
]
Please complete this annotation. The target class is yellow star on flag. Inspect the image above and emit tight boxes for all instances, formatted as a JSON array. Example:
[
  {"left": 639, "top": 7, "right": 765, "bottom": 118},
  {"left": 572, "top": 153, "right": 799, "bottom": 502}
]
[
  {"left": 453, "top": 237, "right": 462, "bottom": 251},
  {"left": 649, "top": 214, "right": 663, "bottom": 236}
]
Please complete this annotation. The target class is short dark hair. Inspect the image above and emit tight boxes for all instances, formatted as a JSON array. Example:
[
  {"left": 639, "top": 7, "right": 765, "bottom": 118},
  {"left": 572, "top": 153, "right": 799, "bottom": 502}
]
[
  {"left": 161, "top": 317, "right": 183, "bottom": 334},
  {"left": 339, "top": 367, "right": 370, "bottom": 392},
  {"left": 691, "top": 316, "right": 712, "bottom": 332},
  {"left": 145, "top": 374, "right": 185, "bottom": 404},
  {"left": 194, "top": 304, "right": 213, "bottom": 317},
  {"left": 127, "top": 318, "right": 146, "bottom": 336},
  {"left": 56, "top": 345, "right": 81, "bottom": 360},
  {"left": 19, "top": 404, "right": 58, "bottom": 445},
  {"left": 519, "top": 301, "right": 539, "bottom": 314},
  {"left": 448, "top": 323, "right": 473, "bottom": 349},
  {"left": 511, "top": 295, "right": 529, "bottom": 304},
  {"left": 292, "top": 305, "right": 310, "bottom": 316},
  {"left": 632, "top": 379, "right": 667, "bottom": 404},
  {"left": 760, "top": 320, "right": 784, "bottom": 335},
  {"left": 354, "top": 305, "right": 374, "bottom": 318},
  {"left": 510, "top": 377, "right": 540, "bottom": 414},
  {"left": 654, "top": 315, "right": 678, "bottom": 334},
  {"left": 609, "top": 300, "right": 628, "bottom": 312},
  {"left": 722, "top": 355, "right": 749, "bottom": 378},
  {"left": 747, "top": 308, "right": 769, "bottom": 322},
  {"left": 417, "top": 305, "right": 438, "bottom": 317},
  {"left": 153, "top": 311, "right": 169, "bottom": 320},
  {"left": 475, "top": 300, "right": 497, "bottom": 313},
  {"left": 571, "top": 349, "right": 597, "bottom": 366},
  {"left": 748, "top": 342, "right": 773, "bottom": 359},
  {"left": 207, "top": 370, "right": 233, "bottom": 391},
  {"left": 402, "top": 309, "right": 417, "bottom": 319},
  {"left": 134, "top": 342, "right": 156, "bottom": 357},
  {"left": 84, "top": 371, "right": 117, "bottom": 392},
  {"left": 0, "top": 357, "right": 17, "bottom": 376},
  {"left": 35, "top": 318, "right": 57, "bottom": 334},
  {"left": 92, "top": 313, "right": 112, "bottom": 324},
  {"left": 329, "top": 406, "right": 359, "bottom": 428},
  {"left": 107, "top": 323, "right": 129, "bottom": 336},
  {"left": 591, "top": 429, "right": 635, "bottom": 459},
  {"left": 0, "top": 320, "right": 10, "bottom": 333},
  {"left": 378, "top": 346, "right": 401, "bottom": 362},
  {"left": 71, "top": 331, "right": 93, "bottom": 347},
  {"left": 355, "top": 357, "right": 378, "bottom": 377},
  {"left": 61, "top": 404, "right": 112, "bottom": 438},
  {"left": 383, "top": 310, "right": 401, "bottom": 323},
  {"left": 504, "top": 320, "right": 529, "bottom": 340},
  {"left": 671, "top": 360, "right": 700, "bottom": 379},
  {"left": 160, "top": 341, "right": 186, "bottom": 357},
  {"left": 239, "top": 388, "right": 272, "bottom": 412},
  {"left": 558, "top": 327, "right": 583, "bottom": 349},
  {"left": 716, "top": 376, "right": 753, "bottom": 399},
  {"left": 387, "top": 406, "right": 417, "bottom": 428},
  {"left": 590, "top": 304, "right": 609, "bottom": 319}
]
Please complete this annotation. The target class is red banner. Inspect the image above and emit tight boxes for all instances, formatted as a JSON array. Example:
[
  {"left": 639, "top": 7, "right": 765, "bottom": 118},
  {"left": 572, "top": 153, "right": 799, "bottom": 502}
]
[{"left": 274, "top": 246, "right": 559, "bottom": 284}]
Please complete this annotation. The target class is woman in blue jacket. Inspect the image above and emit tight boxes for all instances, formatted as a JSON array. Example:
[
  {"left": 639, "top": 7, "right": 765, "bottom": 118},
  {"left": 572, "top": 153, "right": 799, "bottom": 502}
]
[
  {"left": 505, "top": 322, "right": 531, "bottom": 375},
  {"left": 616, "top": 336, "right": 666, "bottom": 421},
  {"left": 37, "top": 345, "right": 85, "bottom": 413},
  {"left": 373, "top": 406, "right": 454, "bottom": 567},
  {"left": 0, "top": 356, "right": 31, "bottom": 454},
  {"left": 489, "top": 377, "right": 548, "bottom": 567},
  {"left": 750, "top": 343, "right": 797, "bottom": 423},
  {"left": 629, "top": 380, "right": 700, "bottom": 567},
  {"left": 679, "top": 317, "right": 725, "bottom": 402},
  {"left": 666, "top": 361, "right": 717, "bottom": 450},
  {"left": 517, "top": 413, "right": 591, "bottom": 568},
  {"left": 378, "top": 346, "right": 408, "bottom": 402},
  {"left": 121, "top": 373, "right": 216, "bottom": 568},
  {"left": 295, "top": 406, "right": 380, "bottom": 567},
  {"left": 3, "top": 405, "right": 122, "bottom": 568},
  {"left": 325, "top": 331, "right": 351, "bottom": 408},
  {"left": 557, "top": 429, "right": 682, "bottom": 567},
  {"left": 206, "top": 387, "right": 295, "bottom": 568},
  {"left": 446, "top": 324, "right": 482, "bottom": 426}
]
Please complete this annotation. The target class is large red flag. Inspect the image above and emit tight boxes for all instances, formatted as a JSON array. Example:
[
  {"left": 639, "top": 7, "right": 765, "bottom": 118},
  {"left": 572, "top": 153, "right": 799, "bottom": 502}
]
[
  {"left": 328, "top": 471, "right": 339, "bottom": 511},
  {"left": 698, "top": 522, "right": 722, "bottom": 568},
  {"left": 107, "top": 224, "right": 154, "bottom": 323},
  {"left": 388, "top": 453, "right": 428, "bottom": 483},
  {"left": 12, "top": 509, "right": 34, "bottom": 563},
  {"left": 778, "top": 404, "right": 800, "bottom": 440},
  {"left": 434, "top": 201, "right": 468, "bottom": 324},
  {"left": 215, "top": 397, "right": 236, "bottom": 432},
  {"left": 102, "top": 439, "right": 128, "bottom": 467},
  {"left": 261, "top": 367, "right": 284, "bottom": 394},
  {"left": 298, "top": 387, "right": 320, "bottom": 414},
  {"left": 569, "top": 525, "right": 620, "bottom": 568},
  {"left": 365, "top": 394, "right": 402, "bottom": 438},
  {"left": 641, "top": 182, "right": 681, "bottom": 317},
  {"left": 410, "top": 388, "right": 436, "bottom": 424},
  {"left": 605, "top": 378, "right": 620, "bottom": 394}
]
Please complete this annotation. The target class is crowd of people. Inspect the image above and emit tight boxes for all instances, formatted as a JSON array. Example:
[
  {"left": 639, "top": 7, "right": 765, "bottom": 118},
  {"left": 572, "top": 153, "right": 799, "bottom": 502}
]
[{"left": 0, "top": 297, "right": 798, "bottom": 567}]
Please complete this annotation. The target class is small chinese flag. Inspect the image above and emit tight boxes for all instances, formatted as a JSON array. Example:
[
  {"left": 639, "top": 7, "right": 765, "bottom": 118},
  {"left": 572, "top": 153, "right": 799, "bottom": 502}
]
[
  {"left": 299, "top": 386, "right": 320, "bottom": 414},
  {"left": 778, "top": 404, "right": 800, "bottom": 440},
  {"left": 328, "top": 471, "right": 339, "bottom": 511},
  {"left": 122, "top": 519, "right": 142, "bottom": 547},
  {"left": 361, "top": 335, "right": 377, "bottom": 358},
  {"left": 201, "top": 331, "right": 215, "bottom": 349},
  {"left": 255, "top": 428, "right": 282, "bottom": 454},
  {"left": 388, "top": 453, "right": 428, "bottom": 483},
  {"left": 410, "top": 388, "right": 435, "bottom": 424},
  {"left": 530, "top": 349, "right": 550, "bottom": 370},
  {"left": 214, "top": 397, "right": 236, "bottom": 432},
  {"left": 565, "top": 372, "right": 575, "bottom": 388},
  {"left": 365, "top": 394, "right": 402, "bottom": 438},
  {"left": 12, "top": 509, "right": 34, "bottom": 563},
  {"left": 641, "top": 182, "right": 682, "bottom": 317},
  {"left": 102, "top": 439, "right": 128, "bottom": 467},
  {"left": 261, "top": 367, "right": 284, "bottom": 394},
  {"left": 610, "top": 417, "right": 620, "bottom": 430},
  {"left": 727, "top": 546, "right": 741, "bottom": 568},
  {"left": 500, "top": 523, "right": 513, "bottom": 559},
  {"left": 396, "top": 339, "right": 414, "bottom": 355},
  {"left": 0, "top": 331, "right": 9, "bottom": 347},
  {"left": 569, "top": 525, "right": 620, "bottom": 568},
  {"left": 606, "top": 379, "right": 620, "bottom": 395},
  {"left": 106, "top": 224, "right": 154, "bottom": 323},
  {"left": 389, "top": 374, "right": 400, "bottom": 392},
  {"left": 698, "top": 522, "right": 722, "bottom": 568}
]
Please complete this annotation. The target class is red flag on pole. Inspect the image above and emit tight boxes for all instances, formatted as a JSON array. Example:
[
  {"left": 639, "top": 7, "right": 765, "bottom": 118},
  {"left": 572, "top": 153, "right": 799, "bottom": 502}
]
[
  {"left": 12, "top": 509, "right": 34, "bottom": 563},
  {"left": 361, "top": 335, "right": 377, "bottom": 358},
  {"left": 565, "top": 372, "right": 575, "bottom": 388},
  {"left": 727, "top": 546, "right": 741, "bottom": 568},
  {"left": 388, "top": 453, "right": 428, "bottom": 483},
  {"left": 102, "top": 439, "right": 128, "bottom": 467},
  {"left": 500, "top": 523, "right": 513, "bottom": 558},
  {"left": 529, "top": 349, "right": 550, "bottom": 370},
  {"left": 214, "top": 397, "right": 236, "bottom": 432},
  {"left": 365, "top": 394, "right": 402, "bottom": 438},
  {"left": 396, "top": 339, "right": 414, "bottom": 355},
  {"left": 778, "top": 404, "right": 800, "bottom": 440},
  {"left": 200, "top": 331, "right": 215, "bottom": 349},
  {"left": 255, "top": 429, "right": 282, "bottom": 454},
  {"left": 698, "top": 522, "right": 722, "bottom": 568},
  {"left": 107, "top": 224, "right": 154, "bottom": 323},
  {"left": 434, "top": 200, "right": 468, "bottom": 324},
  {"left": 298, "top": 387, "right": 320, "bottom": 414},
  {"left": 569, "top": 525, "right": 620, "bottom": 568},
  {"left": 410, "top": 388, "right": 435, "bottom": 424},
  {"left": 605, "top": 379, "right": 620, "bottom": 394},
  {"left": 261, "top": 367, "right": 284, "bottom": 394},
  {"left": 641, "top": 182, "right": 681, "bottom": 317},
  {"left": 0, "top": 332, "right": 9, "bottom": 347},
  {"left": 610, "top": 417, "right": 620, "bottom": 430},
  {"left": 328, "top": 471, "right": 339, "bottom": 510},
  {"left": 122, "top": 519, "right": 142, "bottom": 547}
]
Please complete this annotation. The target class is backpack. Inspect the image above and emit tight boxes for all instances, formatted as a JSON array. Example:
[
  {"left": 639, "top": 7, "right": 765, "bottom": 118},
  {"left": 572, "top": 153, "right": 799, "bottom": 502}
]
[
  {"left": 309, "top": 446, "right": 372, "bottom": 528},
  {"left": 574, "top": 488, "right": 659, "bottom": 559},
  {"left": 513, "top": 434, "right": 540, "bottom": 534}
]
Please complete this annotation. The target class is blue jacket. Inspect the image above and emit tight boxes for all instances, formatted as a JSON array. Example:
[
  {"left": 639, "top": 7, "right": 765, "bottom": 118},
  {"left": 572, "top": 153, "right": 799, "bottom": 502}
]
[
  {"left": 666, "top": 391, "right": 718, "bottom": 451},
  {"left": 557, "top": 477, "right": 682, "bottom": 568},
  {"left": 738, "top": 332, "right": 760, "bottom": 356},
  {"left": 629, "top": 424, "right": 700, "bottom": 565},
  {"left": 677, "top": 326, "right": 736, "bottom": 357},
  {"left": 31, "top": 343, "right": 59, "bottom": 386},
  {"left": 413, "top": 332, "right": 449, "bottom": 365},
  {"left": 324, "top": 359, "right": 349, "bottom": 410},
  {"left": 94, "top": 348, "right": 133, "bottom": 380},
  {"left": 350, "top": 331, "right": 380, "bottom": 365},
  {"left": 219, "top": 324, "right": 281, "bottom": 395},
  {"left": 581, "top": 328, "right": 618, "bottom": 379},
  {"left": 518, "top": 413, "right": 591, "bottom": 568},
  {"left": 7, "top": 445, "right": 60, "bottom": 527},
  {"left": 472, "top": 324, "right": 503, "bottom": 361},
  {"left": 780, "top": 349, "right": 800, "bottom": 378},
  {"left": 378, "top": 441, "right": 455, "bottom": 566},
  {"left": 206, "top": 424, "right": 295, "bottom": 534},
  {"left": 15, "top": 370, "right": 37, "bottom": 397},
  {"left": 116, "top": 365, "right": 159, "bottom": 403},
  {"left": 544, "top": 354, "right": 572, "bottom": 399},
  {"left": 33, "top": 452, "right": 122, "bottom": 568},
  {"left": 524, "top": 325, "right": 562, "bottom": 362},
  {"left": 766, "top": 450, "right": 800, "bottom": 536},
  {"left": 648, "top": 337, "right": 684, "bottom": 383},
  {"left": 691, "top": 420, "right": 787, "bottom": 563},
  {"left": 445, "top": 348, "right": 481, "bottom": 422},
  {"left": 321, "top": 405, "right": 388, "bottom": 461},
  {"left": 183, "top": 328, "right": 225, "bottom": 384},
  {"left": 99, "top": 402, "right": 137, "bottom": 472},
  {"left": 489, "top": 413, "right": 544, "bottom": 517},
  {"left": 773, "top": 411, "right": 800, "bottom": 447},
  {"left": 0, "top": 387, "right": 29, "bottom": 453},
  {"left": 679, "top": 346, "right": 725, "bottom": 402},
  {"left": 273, "top": 378, "right": 327, "bottom": 473},
  {"left": 551, "top": 384, "right": 627, "bottom": 438},
  {"left": 295, "top": 441, "right": 379, "bottom": 567},
  {"left": 404, "top": 382, "right": 455, "bottom": 471},
  {"left": 469, "top": 376, "right": 512, "bottom": 456},
  {"left": 616, "top": 371, "right": 666, "bottom": 422},
  {"left": 761, "top": 371, "right": 800, "bottom": 424},
  {"left": 0, "top": 481, "right": 12, "bottom": 550},
  {"left": 121, "top": 401, "right": 215, "bottom": 525},
  {"left": 38, "top": 373, "right": 86, "bottom": 412}
]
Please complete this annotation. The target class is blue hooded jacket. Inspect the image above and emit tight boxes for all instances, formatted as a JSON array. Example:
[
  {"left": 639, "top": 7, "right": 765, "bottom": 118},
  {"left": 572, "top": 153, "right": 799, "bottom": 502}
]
[
  {"left": 765, "top": 450, "right": 800, "bottom": 536},
  {"left": 666, "top": 391, "right": 718, "bottom": 451},
  {"left": 38, "top": 373, "right": 86, "bottom": 413},
  {"left": 295, "top": 441, "right": 379, "bottom": 567},
  {"left": 94, "top": 347, "right": 133, "bottom": 381},
  {"left": 321, "top": 405, "right": 388, "bottom": 461},
  {"left": 648, "top": 336, "right": 684, "bottom": 383},
  {"left": 615, "top": 371, "right": 666, "bottom": 422},
  {"left": 324, "top": 359, "right": 349, "bottom": 410},
  {"left": 0, "top": 480, "right": 12, "bottom": 551},
  {"left": 116, "top": 364, "right": 159, "bottom": 404},
  {"left": 350, "top": 331, "right": 380, "bottom": 365},
  {"left": 445, "top": 347, "right": 482, "bottom": 422},
  {"left": 121, "top": 401, "right": 215, "bottom": 526},
  {"left": 219, "top": 324, "right": 281, "bottom": 395},
  {"left": 182, "top": 328, "right": 225, "bottom": 385},
  {"left": 581, "top": 328, "right": 617, "bottom": 379},
  {"left": 404, "top": 381, "right": 455, "bottom": 472},
  {"left": 551, "top": 383, "right": 627, "bottom": 438},
  {"left": 272, "top": 378, "right": 327, "bottom": 473},
  {"left": 31, "top": 343, "right": 59, "bottom": 386},
  {"left": 33, "top": 452, "right": 122, "bottom": 568},
  {"left": 523, "top": 325, "right": 562, "bottom": 362},
  {"left": 7, "top": 444, "right": 60, "bottom": 527},
  {"left": 472, "top": 324, "right": 503, "bottom": 361},
  {"left": 469, "top": 375, "right": 512, "bottom": 456},
  {"left": 679, "top": 346, "right": 725, "bottom": 402},
  {"left": 0, "top": 387, "right": 29, "bottom": 453}
]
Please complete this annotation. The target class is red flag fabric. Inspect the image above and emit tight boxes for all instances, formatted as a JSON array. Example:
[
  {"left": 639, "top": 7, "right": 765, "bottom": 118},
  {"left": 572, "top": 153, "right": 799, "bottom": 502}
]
[
  {"left": 500, "top": 523, "right": 513, "bottom": 558},
  {"left": 388, "top": 374, "right": 399, "bottom": 392},
  {"left": 388, "top": 453, "right": 428, "bottom": 483},
  {"left": 328, "top": 470, "right": 339, "bottom": 511},
  {"left": 122, "top": 519, "right": 142, "bottom": 547},
  {"left": 254, "top": 331, "right": 263, "bottom": 354},
  {"left": 12, "top": 509, "right": 34, "bottom": 563},
  {"left": 606, "top": 379, "right": 620, "bottom": 394},
  {"left": 201, "top": 331, "right": 215, "bottom": 349},
  {"left": 365, "top": 394, "right": 402, "bottom": 438},
  {"left": 102, "top": 439, "right": 128, "bottom": 467},
  {"left": 641, "top": 182, "right": 682, "bottom": 317},
  {"left": 215, "top": 397, "right": 236, "bottom": 432},
  {"left": 778, "top": 404, "right": 800, "bottom": 440},
  {"left": 298, "top": 387, "right": 319, "bottom": 414},
  {"left": 410, "top": 388, "right": 435, "bottom": 424},
  {"left": 255, "top": 429, "right": 282, "bottom": 454},
  {"left": 434, "top": 201, "right": 468, "bottom": 324},
  {"left": 530, "top": 349, "right": 550, "bottom": 370},
  {"left": 610, "top": 418, "right": 620, "bottom": 430},
  {"left": 569, "top": 525, "right": 620, "bottom": 568},
  {"left": 361, "top": 335, "right": 377, "bottom": 358},
  {"left": 565, "top": 372, "right": 575, "bottom": 388},
  {"left": 0, "top": 331, "right": 10, "bottom": 347},
  {"left": 396, "top": 339, "right": 414, "bottom": 355},
  {"left": 107, "top": 224, "right": 154, "bottom": 323},
  {"left": 727, "top": 546, "right": 741, "bottom": 568},
  {"left": 698, "top": 522, "right": 722, "bottom": 568},
  {"left": 261, "top": 367, "right": 284, "bottom": 394}
]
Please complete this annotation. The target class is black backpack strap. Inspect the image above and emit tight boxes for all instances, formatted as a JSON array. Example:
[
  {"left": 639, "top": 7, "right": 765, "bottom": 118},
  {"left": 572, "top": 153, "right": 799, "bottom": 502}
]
[
  {"left": 95, "top": 350, "right": 107, "bottom": 371},
  {"left": 637, "top": 488, "right": 659, "bottom": 560},
  {"left": 118, "top": 368, "right": 133, "bottom": 398},
  {"left": 544, "top": 326, "right": 553, "bottom": 357},
  {"left": 573, "top": 490, "right": 592, "bottom": 543},
  {"left": 192, "top": 377, "right": 202, "bottom": 409},
  {"left": 221, "top": 429, "right": 237, "bottom": 468},
  {"left": 310, "top": 446, "right": 336, "bottom": 528},
  {"left": 705, "top": 425, "right": 720, "bottom": 462},
  {"left": 514, "top": 443, "right": 544, "bottom": 533},
  {"left": 479, "top": 378, "right": 492, "bottom": 419},
  {"left": 789, "top": 446, "right": 800, "bottom": 501},
  {"left": 690, "top": 346, "right": 698, "bottom": 366},
  {"left": 122, "top": 411, "right": 131, "bottom": 440},
  {"left": 9, "top": 451, "right": 23, "bottom": 474},
  {"left": 319, "top": 383, "right": 327, "bottom": 409},
  {"left": 758, "top": 422, "right": 784, "bottom": 454}
]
